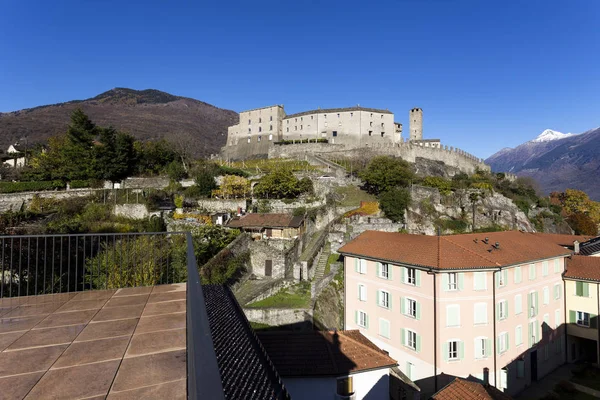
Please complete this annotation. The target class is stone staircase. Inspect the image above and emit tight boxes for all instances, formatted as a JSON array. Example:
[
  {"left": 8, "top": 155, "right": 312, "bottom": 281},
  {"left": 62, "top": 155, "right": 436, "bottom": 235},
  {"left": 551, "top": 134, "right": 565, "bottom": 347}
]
[{"left": 313, "top": 250, "right": 330, "bottom": 281}]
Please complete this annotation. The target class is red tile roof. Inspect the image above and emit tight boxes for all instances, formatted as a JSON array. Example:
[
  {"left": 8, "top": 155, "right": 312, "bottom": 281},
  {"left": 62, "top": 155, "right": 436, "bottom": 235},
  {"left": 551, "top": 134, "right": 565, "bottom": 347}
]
[
  {"left": 533, "top": 233, "right": 593, "bottom": 248},
  {"left": 339, "top": 231, "right": 571, "bottom": 270},
  {"left": 256, "top": 330, "right": 397, "bottom": 377},
  {"left": 431, "top": 378, "right": 513, "bottom": 400},
  {"left": 565, "top": 255, "right": 600, "bottom": 282},
  {"left": 226, "top": 213, "right": 304, "bottom": 229}
]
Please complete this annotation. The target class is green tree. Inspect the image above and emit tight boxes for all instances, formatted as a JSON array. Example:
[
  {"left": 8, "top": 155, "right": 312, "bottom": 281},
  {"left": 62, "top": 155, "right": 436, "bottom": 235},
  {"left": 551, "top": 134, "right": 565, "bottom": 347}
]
[
  {"left": 360, "top": 156, "right": 414, "bottom": 195},
  {"left": 135, "top": 140, "right": 178, "bottom": 175},
  {"left": 567, "top": 212, "right": 598, "bottom": 236},
  {"left": 421, "top": 176, "right": 452, "bottom": 195},
  {"left": 195, "top": 169, "right": 218, "bottom": 197},
  {"left": 379, "top": 188, "right": 411, "bottom": 223},
  {"left": 60, "top": 109, "right": 97, "bottom": 180},
  {"left": 253, "top": 168, "right": 302, "bottom": 199},
  {"left": 166, "top": 160, "right": 187, "bottom": 182}
]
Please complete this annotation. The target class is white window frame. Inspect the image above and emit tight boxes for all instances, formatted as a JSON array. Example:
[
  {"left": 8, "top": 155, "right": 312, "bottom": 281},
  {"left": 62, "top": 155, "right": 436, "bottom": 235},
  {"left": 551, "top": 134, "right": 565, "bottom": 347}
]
[
  {"left": 543, "top": 286, "right": 550, "bottom": 305},
  {"left": 379, "top": 263, "right": 389, "bottom": 279},
  {"left": 474, "top": 303, "right": 488, "bottom": 325},
  {"left": 358, "top": 310, "right": 367, "bottom": 328},
  {"left": 542, "top": 261, "right": 549, "bottom": 276},
  {"left": 554, "top": 284, "right": 561, "bottom": 300},
  {"left": 448, "top": 340, "right": 459, "bottom": 360},
  {"left": 475, "top": 337, "right": 487, "bottom": 359},
  {"left": 515, "top": 325, "right": 523, "bottom": 346},
  {"left": 379, "top": 290, "right": 390, "bottom": 309},
  {"left": 499, "top": 332, "right": 508, "bottom": 353},
  {"left": 406, "top": 298, "right": 417, "bottom": 318},
  {"left": 359, "top": 259, "right": 367, "bottom": 274},
  {"left": 474, "top": 271, "right": 487, "bottom": 290},
  {"left": 448, "top": 272, "right": 457, "bottom": 291},
  {"left": 577, "top": 311, "right": 590, "bottom": 327},
  {"left": 499, "top": 300, "right": 507, "bottom": 320},
  {"left": 358, "top": 284, "right": 367, "bottom": 302},
  {"left": 407, "top": 330, "right": 417, "bottom": 350},
  {"left": 446, "top": 304, "right": 461, "bottom": 327},
  {"left": 515, "top": 294, "right": 522, "bottom": 315},
  {"left": 405, "top": 267, "right": 416, "bottom": 285}
]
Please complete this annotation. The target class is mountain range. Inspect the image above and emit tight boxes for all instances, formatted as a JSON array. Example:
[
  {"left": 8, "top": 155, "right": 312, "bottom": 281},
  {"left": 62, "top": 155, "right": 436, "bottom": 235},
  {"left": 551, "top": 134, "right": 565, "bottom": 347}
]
[
  {"left": 486, "top": 127, "right": 600, "bottom": 200},
  {"left": 0, "top": 88, "right": 238, "bottom": 158}
]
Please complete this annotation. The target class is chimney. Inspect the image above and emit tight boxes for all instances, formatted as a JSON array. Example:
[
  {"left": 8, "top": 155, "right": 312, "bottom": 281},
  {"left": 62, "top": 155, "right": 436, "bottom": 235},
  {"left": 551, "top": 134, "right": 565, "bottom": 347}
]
[
  {"left": 574, "top": 241, "right": 580, "bottom": 254},
  {"left": 483, "top": 367, "right": 489, "bottom": 386}
]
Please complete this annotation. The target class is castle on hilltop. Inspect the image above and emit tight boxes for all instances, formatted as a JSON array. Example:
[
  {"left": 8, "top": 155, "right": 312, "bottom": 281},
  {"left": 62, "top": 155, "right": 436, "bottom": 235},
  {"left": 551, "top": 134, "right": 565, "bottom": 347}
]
[{"left": 221, "top": 105, "right": 489, "bottom": 174}]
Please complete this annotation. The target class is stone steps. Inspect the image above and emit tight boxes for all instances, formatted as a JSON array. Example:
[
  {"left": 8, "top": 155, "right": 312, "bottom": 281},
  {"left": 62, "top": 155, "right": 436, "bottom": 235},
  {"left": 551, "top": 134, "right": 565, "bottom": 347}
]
[{"left": 313, "top": 251, "right": 330, "bottom": 281}]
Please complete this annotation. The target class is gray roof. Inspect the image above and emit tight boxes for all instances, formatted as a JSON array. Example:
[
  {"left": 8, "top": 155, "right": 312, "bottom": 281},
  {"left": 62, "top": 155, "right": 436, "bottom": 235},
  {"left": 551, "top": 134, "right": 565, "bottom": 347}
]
[{"left": 285, "top": 106, "right": 393, "bottom": 119}]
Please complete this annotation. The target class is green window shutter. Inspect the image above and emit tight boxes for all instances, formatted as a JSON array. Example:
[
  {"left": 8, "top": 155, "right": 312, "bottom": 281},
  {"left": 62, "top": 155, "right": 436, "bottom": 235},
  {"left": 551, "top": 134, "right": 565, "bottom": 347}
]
[
  {"left": 377, "top": 291, "right": 381, "bottom": 306},
  {"left": 505, "top": 333, "right": 510, "bottom": 351},
  {"left": 554, "top": 259, "right": 560, "bottom": 273},
  {"left": 516, "top": 326, "right": 522, "bottom": 345},
  {"left": 496, "top": 303, "right": 500, "bottom": 321},
  {"left": 505, "top": 300, "right": 509, "bottom": 319},
  {"left": 377, "top": 262, "right": 381, "bottom": 277},
  {"left": 365, "top": 314, "right": 369, "bottom": 329},
  {"left": 528, "top": 323, "right": 533, "bottom": 348},
  {"left": 503, "top": 270, "right": 508, "bottom": 286},
  {"left": 401, "top": 328, "right": 406, "bottom": 346},
  {"left": 443, "top": 342, "right": 448, "bottom": 361},
  {"left": 583, "top": 282, "right": 590, "bottom": 297},
  {"left": 416, "top": 270, "right": 421, "bottom": 287},
  {"left": 591, "top": 314, "right": 598, "bottom": 329},
  {"left": 416, "top": 301, "right": 421, "bottom": 320},
  {"left": 389, "top": 265, "right": 393, "bottom": 280},
  {"left": 416, "top": 334, "right": 421, "bottom": 353},
  {"left": 355, "top": 310, "right": 359, "bottom": 324},
  {"left": 458, "top": 273, "right": 465, "bottom": 291},
  {"left": 442, "top": 273, "right": 449, "bottom": 291},
  {"left": 406, "top": 362, "right": 411, "bottom": 379},
  {"left": 401, "top": 297, "right": 406, "bottom": 315},
  {"left": 497, "top": 336, "right": 501, "bottom": 354},
  {"left": 459, "top": 341, "right": 465, "bottom": 359},
  {"left": 559, "top": 285, "right": 562, "bottom": 299},
  {"left": 528, "top": 293, "right": 532, "bottom": 315},
  {"left": 515, "top": 295, "right": 522, "bottom": 315},
  {"left": 536, "top": 323, "right": 540, "bottom": 344},
  {"left": 514, "top": 267, "right": 521, "bottom": 284},
  {"left": 486, "top": 338, "right": 492, "bottom": 357},
  {"left": 495, "top": 271, "right": 500, "bottom": 289},
  {"left": 355, "top": 258, "right": 359, "bottom": 272},
  {"left": 400, "top": 267, "right": 405, "bottom": 283},
  {"left": 389, "top": 293, "right": 393, "bottom": 311},
  {"left": 535, "top": 292, "right": 539, "bottom": 315},
  {"left": 576, "top": 281, "right": 583, "bottom": 296},
  {"left": 569, "top": 310, "right": 576, "bottom": 323}
]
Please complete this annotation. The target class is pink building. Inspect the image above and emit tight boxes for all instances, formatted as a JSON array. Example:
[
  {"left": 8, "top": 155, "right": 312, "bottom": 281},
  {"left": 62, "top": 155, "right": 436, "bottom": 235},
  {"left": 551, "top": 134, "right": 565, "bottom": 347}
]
[{"left": 339, "top": 231, "right": 570, "bottom": 397}]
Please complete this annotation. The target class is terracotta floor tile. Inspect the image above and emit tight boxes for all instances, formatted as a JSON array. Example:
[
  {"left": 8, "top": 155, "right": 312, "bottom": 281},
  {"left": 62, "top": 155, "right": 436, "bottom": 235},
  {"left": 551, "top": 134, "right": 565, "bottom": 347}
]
[
  {"left": 113, "top": 286, "right": 153, "bottom": 297},
  {"left": 76, "top": 318, "right": 139, "bottom": 342},
  {"left": 35, "top": 309, "right": 97, "bottom": 329},
  {"left": 0, "top": 297, "right": 29, "bottom": 307},
  {"left": 0, "top": 315, "right": 46, "bottom": 333},
  {"left": 19, "top": 292, "right": 77, "bottom": 306},
  {"left": 147, "top": 291, "right": 186, "bottom": 303},
  {"left": 104, "top": 294, "right": 149, "bottom": 308},
  {"left": 55, "top": 298, "right": 108, "bottom": 313},
  {"left": 53, "top": 336, "right": 130, "bottom": 368},
  {"left": 25, "top": 359, "right": 120, "bottom": 399},
  {"left": 134, "top": 313, "right": 185, "bottom": 334},
  {"left": 142, "top": 300, "right": 185, "bottom": 317},
  {"left": 0, "top": 344, "right": 68, "bottom": 377},
  {"left": 2, "top": 302, "right": 64, "bottom": 318},
  {"left": 151, "top": 283, "right": 186, "bottom": 293},
  {"left": 126, "top": 328, "right": 185, "bottom": 357},
  {"left": 92, "top": 304, "right": 145, "bottom": 322},
  {"left": 0, "top": 331, "right": 26, "bottom": 351},
  {"left": 0, "top": 371, "right": 45, "bottom": 400},
  {"left": 7, "top": 324, "right": 85, "bottom": 350},
  {"left": 70, "top": 289, "right": 116, "bottom": 301},
  {"left": 110, "top": 350, "right": 186, "bottom": 392},
  {"left": 0, "top": 307, "right": 17, "bottom": 317},
  {"left": 107, "top": 378, "right": 186, "bottom": 400}
]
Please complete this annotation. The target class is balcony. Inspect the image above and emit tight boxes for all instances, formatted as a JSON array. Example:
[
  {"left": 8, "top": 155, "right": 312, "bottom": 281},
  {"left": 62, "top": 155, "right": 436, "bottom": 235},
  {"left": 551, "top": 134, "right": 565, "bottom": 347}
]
[{"left": 0, "top": 232, "right": 289, "bottom": 399}]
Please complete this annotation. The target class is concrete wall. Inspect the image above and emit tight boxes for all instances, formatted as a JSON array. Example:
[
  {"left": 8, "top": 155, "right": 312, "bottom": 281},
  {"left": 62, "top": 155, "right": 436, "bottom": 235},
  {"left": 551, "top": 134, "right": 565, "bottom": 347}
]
[
  {"left": 284, "top": 369, "right": 390, "bottom": 400},
  {"left": 113, "top": 204, "right": 149, "bottom": 219},
  {"left": 249, "top": 239, "right": 290, "bottom": 279},
  {"left": 243, "top": 307, "right": 312, "bottom": 326},
  {"left": 121, "top": 177, "right": 169, "bottom": 189}
]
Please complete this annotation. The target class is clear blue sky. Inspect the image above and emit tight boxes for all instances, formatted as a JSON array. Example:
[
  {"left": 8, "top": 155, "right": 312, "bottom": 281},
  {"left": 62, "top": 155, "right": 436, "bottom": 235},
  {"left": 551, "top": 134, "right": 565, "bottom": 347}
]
[{"left": 1, "top": 0, "right": 599, "bottom": 158}]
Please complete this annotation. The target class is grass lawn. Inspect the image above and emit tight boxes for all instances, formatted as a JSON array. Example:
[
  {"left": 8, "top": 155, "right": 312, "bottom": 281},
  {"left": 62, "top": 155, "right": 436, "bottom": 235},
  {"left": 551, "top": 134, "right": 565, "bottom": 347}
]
[
  {"left": 249, "top": 321, "right": 272, "bottom": 330},
  {"left": 325, "top": 253, "right": 340, "bottom": 275},
  {"left": 246, "top": 281, "right": 311, "bottom": 309},
  {"left": 334, "top": 185, "right": 376, "bottom": 207}
]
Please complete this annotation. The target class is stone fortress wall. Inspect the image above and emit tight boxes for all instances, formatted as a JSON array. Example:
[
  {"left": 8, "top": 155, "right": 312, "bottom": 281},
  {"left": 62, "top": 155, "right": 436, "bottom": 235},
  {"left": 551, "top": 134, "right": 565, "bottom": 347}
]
[{"left": 221, "top": 105, "right": 489, "bottom": 175}]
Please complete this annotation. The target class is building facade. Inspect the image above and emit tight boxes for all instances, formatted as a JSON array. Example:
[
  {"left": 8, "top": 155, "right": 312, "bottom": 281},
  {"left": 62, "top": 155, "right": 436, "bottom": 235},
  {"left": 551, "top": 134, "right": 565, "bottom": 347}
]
[{"left": 339, "top": 231, "right": 570, "bottom": 397}]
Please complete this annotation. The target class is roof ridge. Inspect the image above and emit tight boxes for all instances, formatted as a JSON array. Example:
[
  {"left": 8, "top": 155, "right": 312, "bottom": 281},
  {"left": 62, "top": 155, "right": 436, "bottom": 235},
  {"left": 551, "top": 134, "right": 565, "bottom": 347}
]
[
  {"left": 441, "top": 235, "right": 502, "bottom": 268},
  {"left": 321, "top": 331, "right": 339, "bottom": 372}
]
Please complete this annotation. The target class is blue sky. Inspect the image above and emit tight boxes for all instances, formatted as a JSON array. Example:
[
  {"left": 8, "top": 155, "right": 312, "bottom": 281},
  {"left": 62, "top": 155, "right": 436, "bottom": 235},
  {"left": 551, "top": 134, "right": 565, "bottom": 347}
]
[{"left": 1, "top": 0, "right": 599, "bottom": 158}]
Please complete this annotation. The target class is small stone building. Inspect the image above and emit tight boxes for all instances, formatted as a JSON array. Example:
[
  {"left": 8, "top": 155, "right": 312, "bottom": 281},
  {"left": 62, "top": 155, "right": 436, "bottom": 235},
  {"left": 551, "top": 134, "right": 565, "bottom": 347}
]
[{"left": 226, "top": 213, "right": 305, "bottom": 239}]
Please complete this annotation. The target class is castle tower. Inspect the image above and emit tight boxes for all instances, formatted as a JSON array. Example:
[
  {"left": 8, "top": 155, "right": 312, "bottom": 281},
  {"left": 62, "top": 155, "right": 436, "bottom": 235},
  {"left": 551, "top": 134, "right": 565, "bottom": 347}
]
[{"left": 409, "top": 108, "right": 423, "bottom": 141}]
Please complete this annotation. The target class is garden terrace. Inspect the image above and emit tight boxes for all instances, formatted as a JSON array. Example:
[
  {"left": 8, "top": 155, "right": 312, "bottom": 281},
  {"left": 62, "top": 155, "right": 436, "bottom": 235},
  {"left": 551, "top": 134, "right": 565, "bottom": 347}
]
[{"left": 0, "top": 232, "right": 289, "bottom": 400}]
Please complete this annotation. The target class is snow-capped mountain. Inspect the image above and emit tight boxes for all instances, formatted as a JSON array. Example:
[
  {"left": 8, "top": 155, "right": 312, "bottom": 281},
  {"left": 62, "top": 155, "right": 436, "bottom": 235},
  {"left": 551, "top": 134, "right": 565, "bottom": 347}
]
[
  {"left": 531, "top": 129, "right": 576, "bottom": 143},
  {"left": 486, "top": 127, "right": 600, "bottom": 200}
]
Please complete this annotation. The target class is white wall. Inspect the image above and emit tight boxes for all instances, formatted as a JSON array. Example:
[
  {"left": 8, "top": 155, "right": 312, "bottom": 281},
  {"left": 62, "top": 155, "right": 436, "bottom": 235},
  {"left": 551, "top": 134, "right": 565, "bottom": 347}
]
[{"left": 283, "top": 369, "right": 390, "bottom": 400}]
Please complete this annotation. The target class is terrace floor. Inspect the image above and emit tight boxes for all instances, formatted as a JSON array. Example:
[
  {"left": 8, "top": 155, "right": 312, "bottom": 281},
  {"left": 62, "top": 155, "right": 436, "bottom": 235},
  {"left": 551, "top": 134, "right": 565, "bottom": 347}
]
[{"left": 0, "top": 283, "right": 187, "bottom": 400}]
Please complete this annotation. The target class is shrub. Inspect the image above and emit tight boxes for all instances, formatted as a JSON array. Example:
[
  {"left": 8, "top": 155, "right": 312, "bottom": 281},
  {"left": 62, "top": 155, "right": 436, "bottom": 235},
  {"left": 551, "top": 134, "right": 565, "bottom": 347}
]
[
  {"left": 421, "top": 176, "right": 452, "bottom": 195},
  {"left": 69, "top": 180, "right": 91, "bottom": 189},
  {"left": 0, "top": 181, "right": 66, "bottom": 193},
  {"left": 174, "top": 194, "right": 184, "bottom": 209},
  {"left": 293, "top": 207, "right": 307, "bottom": 217},
  {"left": 440, "top": 219, "right": 468, "bottom": 233},
  {"left": 379, "top": 188, "right": 411, "bottom": 223}
]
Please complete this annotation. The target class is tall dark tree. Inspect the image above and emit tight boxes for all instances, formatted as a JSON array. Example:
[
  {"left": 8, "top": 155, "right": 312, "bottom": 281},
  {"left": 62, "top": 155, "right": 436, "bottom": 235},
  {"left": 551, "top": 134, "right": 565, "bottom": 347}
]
[
  {"left": 60, "top": 109, "right": 97, "bottom": 180},
  {"left": 360, "top": 156, "right": 415, "bottom": 195}
]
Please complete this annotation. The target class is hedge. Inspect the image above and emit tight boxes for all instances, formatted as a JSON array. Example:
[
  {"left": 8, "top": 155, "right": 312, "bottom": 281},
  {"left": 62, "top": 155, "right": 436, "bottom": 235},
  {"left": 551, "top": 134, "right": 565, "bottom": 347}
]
[
  {"left": 69, "top": 180, "right": 90, "bottom": 189},
  {"left": 274, "top": 138, "right": 328, "bottom": 145},
  {"left": 0, "top": 181, "right": 66, "bottom": 193}
]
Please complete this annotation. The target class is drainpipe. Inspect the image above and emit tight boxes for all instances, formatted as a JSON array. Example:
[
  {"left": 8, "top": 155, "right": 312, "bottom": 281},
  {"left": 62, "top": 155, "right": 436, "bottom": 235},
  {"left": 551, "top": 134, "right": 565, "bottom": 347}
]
[
  {"left": 433, "top": 270, "right": 438, "bottom": 392},
  {"left": 597, "top": 282, "right": 599, "bottom": 365},
  {"left": 564, "top": 274, "right": 568, "bottom": 362},
  {"left": 493, "top": 268, "right": 499, "bottom": 388}
]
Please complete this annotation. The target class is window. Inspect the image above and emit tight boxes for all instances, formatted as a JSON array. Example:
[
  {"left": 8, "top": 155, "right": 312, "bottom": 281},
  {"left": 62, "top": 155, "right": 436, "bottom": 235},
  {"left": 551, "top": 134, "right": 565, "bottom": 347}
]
[
  {"left": 496, "top": 270, "right": 507, "bottom": 287},
  {"left": 336, "top": 377, "right": 353, "bottom": 397},
  {"left": 378, "top": 263, "right": 389, "bottom": 279},
  {"left": 475, "top": 337, "right": 489, "bottom": 359},
  {"left": 286, "top": 128, "right": 289, "bottom": 132},
  {"left": 269, "top": 124, "right": 273, "bottom": 131},
  {"left": 406, "top": 330, "right": 417, "bottom": 350},
  {"left": 295, "top": 118, "right": 297, "bottom": 122},
  {"left": 294, "top": 126, "right": 297, "bottom": 131},
  {"left": 498, "top": 300, "right": 508, "bottom": 320},
  {"left": 248, "top": 128, "right": 251, "bottom": 133},
  {"left": 358, "top": 284, "right": 367, "bottom": 301},
  {"left": 498, "top": 332, "right": 508, "bottom": 353},
  {"left": 576, "top": 281, "right": 590, "bottom": 297},
  {"left": 359, "top": 259, "right": 367, "bottom": 274},
  {"left": 324, "top": 114, "right": 327, "bottom": 119},
  {"left": 379, "top": 318, "right": 390, "bottom": 338},
  {"left": 381, "top": 123, "right": 385, "bottom": 128},
  {"left": 300, "top": 117, "right": 303, "bottom": 121},
  {"left": 357, "top": 311, "right": 368, "bottom": 328},
  {"left": 554, "top": 259, "right": 561, "bottom": 273},
  {"left": 554, "top": 284, "right": 561, "bottom": 300},
  {"left": 515, "top": 325, "right": 523, "bottom": 346},
  {"left": 368, "top": 130, "right": 372, "bottom": 136},
  {"left": 405, "top": 267, "right": 416, "bottom": 285},
  {"left": 543, "top": 287, "right": 549, "bottom": 305},
  {"left": 446, "top": 304, "right": 460, "bottom": 327},
  {"left": 514, "top": 266, "right": 522, "bottom": 284},
  {"left": 269, "top": 134, "right": 273, "bottom": 141},
  {"left": 474, "top": 303, "right": 487, "bottom": 325},
  {"left": 247, "top": 137, "right": 251, "bottom": 143},
  {"left": 542, "top": 261, "right": 549, "bottom": 276},
  {"left": 259, "top": 118, "right": 262, "bottom": 123},
  {"left": 543, "top": 313, "right": 550, "bottom": 333},
  {"left": 337, "top": 113, "right": 340, "bottom": 118},
  {"left": 577, "top": 311, "right": 590, "bottom": 327},
  {"left": 378, "top": 290, "right": 390, "bottom": 309},
  {"left": 404, "top": 298, "right": 417, "bottom": 318},
  {"left": 381, "top": 132, "right": 385, "bottom": 137},
  {"left": 474, "top": 272, "right": 487, "bottom": 290},
  {"left": 448, "top": 273, "right": 457, "bottom": 290},
  {"left": 529, "top": 291, "right": 538, "bottom": 317},
  {"left": 515, "top": 294, "right": 522, "bottom": 315},
  {"left": 529, "top": 264, "right": 536, "bottom": 280},
  {"left": 555, "top": 309, "right": 560, "bottom": 328},
  {"left": 381, "top": 114, "right": 383, "bottom": 119},
  {"left": 332, "top": 131, "right": 338, "bottom": 137},
  {"left": 448, "top": 340, "right": 459, "bottom": 360},
  {"left": 370, "top": 121, "right": 373, "bottom": 127},
  {"left": 248, "top": 119, "right": 251, "bottom": 125},
  {"left": 529, "top": 321, "right": 539, "bottom": 346},
  {"left": 370, "top": 113, "right": 373, "bottom": 118},
  {"left": 311, "top": 115, "right": 313, "bottom": 120},
  {"left": 405, "top": 362, "right": 415, "bottom": 380},
  {"left": 270, "top": 116, "right": 273, "bottom": 121},
  {"left": 350, "top": 112, "right": 353, "bottom": 117},
  {"left": 258, "top": 136, "right": 261, "bottom": 142}
]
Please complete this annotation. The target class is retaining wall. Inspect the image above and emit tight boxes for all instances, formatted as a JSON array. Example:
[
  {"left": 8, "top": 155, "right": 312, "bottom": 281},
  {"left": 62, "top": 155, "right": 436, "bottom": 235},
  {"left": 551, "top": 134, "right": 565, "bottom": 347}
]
[
  {"left": 197, "top": 199, "right": 246, "bottom": 212},
  {"left": 242, "top": 307, "right": 313, "bottom": 327}
]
